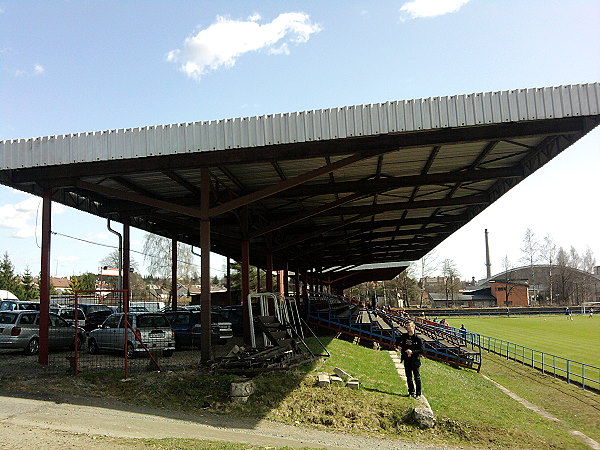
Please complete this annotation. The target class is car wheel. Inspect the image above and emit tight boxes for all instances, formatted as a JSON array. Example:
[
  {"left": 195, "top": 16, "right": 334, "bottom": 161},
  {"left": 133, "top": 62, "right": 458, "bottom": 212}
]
[
  {"left": 24, "top": 337, "right": 39, "bottom": 355},
  {"left": 88, "top": 338, "right": 99, "bottom": 355},
  {"left": 163, "top": 349, "right": 173, "bottom": 357},
  {"left": 126, "top": 342, "right": 135, "bottom": 359}
]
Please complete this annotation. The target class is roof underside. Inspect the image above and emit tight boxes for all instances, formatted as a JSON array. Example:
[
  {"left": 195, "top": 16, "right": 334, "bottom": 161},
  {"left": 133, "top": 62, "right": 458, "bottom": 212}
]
[{"left": 1, "top": 84, "right": 599, "bottom": 282}]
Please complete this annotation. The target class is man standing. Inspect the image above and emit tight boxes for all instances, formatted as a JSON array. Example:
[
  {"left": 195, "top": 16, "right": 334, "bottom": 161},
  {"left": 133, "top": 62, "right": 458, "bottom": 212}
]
[{"left": 399, "top": 320, "right": 424, "bottom": 398}]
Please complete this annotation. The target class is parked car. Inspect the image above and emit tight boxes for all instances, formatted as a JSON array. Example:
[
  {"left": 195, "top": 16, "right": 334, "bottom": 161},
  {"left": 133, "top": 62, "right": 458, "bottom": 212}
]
[
  {"left": 50, "top": 306, "right": 86, "bottom": 325},
  {"left": 0, "top": 300, "right": 41, "bottom": 311},
  {"left": 87, "top": 312, "right": 175, "bottom": 358},
  {"left": 215, "top": 305, "right": 243, "bottom": 337},
  {"left": 77, "top": 303, "right": 113, "bottom": 316},
  {"left": 84, "top": 309, "right": 114, "bottom": 332},
  {"left": 0, "top": 311, "right": 86, "bottom": 355},
  {"left": 163, "top": 309, "right": 233, "bottom": 348}
]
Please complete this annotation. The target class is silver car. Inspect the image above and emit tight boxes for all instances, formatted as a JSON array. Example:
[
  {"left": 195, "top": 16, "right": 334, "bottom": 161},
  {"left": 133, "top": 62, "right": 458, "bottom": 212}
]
[
  {"left": 0, "top": 311, "right": 86, "bottom": 355},
  {"left": 87, "top": 312, "right": 175, "bottom": 358}
]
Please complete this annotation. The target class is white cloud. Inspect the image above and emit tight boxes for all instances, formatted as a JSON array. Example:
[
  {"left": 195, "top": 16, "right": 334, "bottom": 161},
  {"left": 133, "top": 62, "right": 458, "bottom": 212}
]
[
  {"left": 399, "top": 0, "right": 470, "bottom": 20},
  {"left": 0, "top": 197, "right": 64, "bottom": 239},
  {"left": 0, "top": 197, "right": 40, "bottom": 238},
  {"left": 14, "top": 64, "right": 45, "bottom": 77},
  {"left": 167, "top": 12, "right": 322, "bottom": 80}
]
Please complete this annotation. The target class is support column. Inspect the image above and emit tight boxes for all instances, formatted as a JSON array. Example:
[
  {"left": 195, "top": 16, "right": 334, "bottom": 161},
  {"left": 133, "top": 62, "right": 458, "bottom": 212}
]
[
  {"left": 171, "top": 237, "right": 178, "bottom": 310},
  {"left": 38, "top": 188, "right": 52, "bottom": 365},
  {"left": 123, "top": 217, "right": 130, "bottom": 307},
  {"left": 294, "top": 269, "right": 300, "bottom": 303},
  {"left": 256, "top": 266, "right": 261, "bottom": 293},
  {"left": 241, "top": 240, "right": 251, "bottom": 345},
  {"left": 200, "top": 168, "right": 212, "bottom": 362},
  {"left": 226, "top": 257, "right": 231, "bottom": 305},
  {"left": 277, "top": 270, "right": 284, "bottom": 298},
  {"left": 283, "top": 264, "right": 289, "bottom": 299},
  {"left": 266, "top": 253, "right": 273, "bottom": 293}
]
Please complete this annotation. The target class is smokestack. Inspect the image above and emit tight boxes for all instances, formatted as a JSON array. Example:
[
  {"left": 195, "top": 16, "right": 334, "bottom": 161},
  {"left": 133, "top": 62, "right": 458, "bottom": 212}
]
[{"left": 485, "top": 229, "right": 492, "bottom": 279}]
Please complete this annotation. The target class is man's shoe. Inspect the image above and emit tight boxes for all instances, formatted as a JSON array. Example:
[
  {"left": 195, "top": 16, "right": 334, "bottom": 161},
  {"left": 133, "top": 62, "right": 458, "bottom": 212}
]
[{"left": 408, "top": 393, "right": 414, "bottom": 397}]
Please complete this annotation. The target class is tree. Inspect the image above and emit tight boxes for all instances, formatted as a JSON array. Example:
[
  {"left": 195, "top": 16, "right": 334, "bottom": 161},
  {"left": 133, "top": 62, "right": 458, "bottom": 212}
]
[
  {"left": 581, "top": 247, "right": 596, "bottom": 274},
  {"left": 142, "top": 233, "right": 198, "bottom": 288},
  {"left": 520, "top": 228, "right": 539, "bottom": 303},
  {"left": 441, "top": 259, "right": 460, "bottom": 307},
  {"left": 100, "top": 249, "right": 140, "bottom": 273},
  {"left": 0, "top": 252, "right": 23, "bottom": 298},
  {"left": 540, "top": 234, "right": 557, "bottom": 304},
  {"left": 20, "top": 267, "right": 39, "bottom": 300},
  {"left": 68, "top": 273, "right": 97, "bottom": 293}
]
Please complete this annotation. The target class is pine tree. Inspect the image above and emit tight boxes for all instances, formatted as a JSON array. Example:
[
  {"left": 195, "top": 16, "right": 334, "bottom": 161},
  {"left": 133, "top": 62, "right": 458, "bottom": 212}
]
[
  {"left": 0, "top": 252, "right": 23, "bottom": 298},
  {"left": 21, "top": 267, "right": 39, "bottom": 300}
]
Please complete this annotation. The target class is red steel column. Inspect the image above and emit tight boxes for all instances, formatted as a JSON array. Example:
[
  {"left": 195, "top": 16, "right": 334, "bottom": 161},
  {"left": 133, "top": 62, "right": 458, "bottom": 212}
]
[
  {"left": 283, "top": 264, "right": 289, "bottom": 298},
  {"left": 38, "top": 188, "right": 52, "bottom": 365},
  {"left": 256, "top": 266, "right": 261, "bottom": 293},
  {"left": 226, "top": 257, "right": 231, "bottom": 305},
  {"left": 123, "top": 218, "right": 130, "bottom": 306},
  {"left": 294, "top": 269, "right": 300, "bottom": 303},
  {"left": 266, "top": 253, "right": 273, "bottom": 293},
  {"left": 200, "top": 168, "right": 212, "bottom": 362},
  {"left": 241, "top": 240, "right": 251, "bottom": 345},
  {"left": 171, "top": 238, "right": 178, "bottom": 310},
  {"left": 277, "top": 270, "right": 284, "bottom": 298}
]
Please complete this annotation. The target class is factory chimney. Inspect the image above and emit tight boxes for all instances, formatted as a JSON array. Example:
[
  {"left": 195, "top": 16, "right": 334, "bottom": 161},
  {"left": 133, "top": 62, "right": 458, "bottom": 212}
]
[{"left": 485, "top": 229, "right": 492, "bottom": 279}]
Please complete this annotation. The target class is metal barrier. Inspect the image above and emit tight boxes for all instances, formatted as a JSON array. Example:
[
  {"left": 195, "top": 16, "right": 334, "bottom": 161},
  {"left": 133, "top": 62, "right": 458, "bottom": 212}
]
[{"left": 445, "top": 325, "right": 600, "bottom": 391}]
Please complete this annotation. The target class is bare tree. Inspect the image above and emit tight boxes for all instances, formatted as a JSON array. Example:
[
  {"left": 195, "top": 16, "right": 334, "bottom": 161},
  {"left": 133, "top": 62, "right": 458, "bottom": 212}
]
[
  {"left": 581, "top": 247, "right": 596, "bottom": 273},
  {"left": 568, "top": 246, "right": 581, "bottom": 270},
  {"left": 520, "top": 228, "right": 539, "bottom": 304},
  {"left": 540, "top": 234, "right": 557, "bottom": 304},
  {"left": 142, "top": 233, "right": 198, "bottom": 289},
  {"left": 441, "top": 258, "right": 460, "bottom": 307}
]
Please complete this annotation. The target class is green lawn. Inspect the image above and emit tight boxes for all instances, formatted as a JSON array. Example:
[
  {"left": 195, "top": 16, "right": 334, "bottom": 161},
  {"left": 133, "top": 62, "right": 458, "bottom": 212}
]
[{"left": 444, "top": 315, "right": 600, "bottom": 368}]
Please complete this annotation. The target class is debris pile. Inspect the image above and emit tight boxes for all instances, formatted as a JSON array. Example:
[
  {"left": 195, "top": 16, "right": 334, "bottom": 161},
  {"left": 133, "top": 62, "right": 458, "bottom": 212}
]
[{"left": 317, "top": 367, "right": 360, "bottom": 390}]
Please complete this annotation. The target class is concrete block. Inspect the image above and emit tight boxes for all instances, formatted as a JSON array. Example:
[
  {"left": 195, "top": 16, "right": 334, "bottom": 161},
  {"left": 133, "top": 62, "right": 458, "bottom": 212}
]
[
  {"left": 330, "top": 375, "right": 344, "bottom": 386},
  {"left": 230, "top": 380, "right": 255, "bottom": 397},
  {"left": 347, "top": 379, "right": 360, "bottom": 389},
  {"left": 333, "top": 367, "right": 351, "bottom": 380},
  {"left": 317, "top": 373, "right": 330, "bottom": 387},
  {"left": 413, "top": 406, "right": 436, "bottom": 428}
]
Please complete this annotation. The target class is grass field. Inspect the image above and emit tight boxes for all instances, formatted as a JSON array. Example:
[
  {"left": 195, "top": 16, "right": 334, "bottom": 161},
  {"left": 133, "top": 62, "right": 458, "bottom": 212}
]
[
  {"left": 3, "top": 336, "right": 598, "bottom": 448},
  {"left": 442, "top": 315, "right": 600, "bottom": 368}
]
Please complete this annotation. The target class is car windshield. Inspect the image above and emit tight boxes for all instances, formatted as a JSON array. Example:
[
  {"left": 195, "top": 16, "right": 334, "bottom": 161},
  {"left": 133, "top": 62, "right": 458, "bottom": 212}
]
[
  {"left": 0, "top": 312, "right": 18, "bottom": 324},
  {"left": 211, "top": 312, "right": 228, "bottom": 322},
  {"left": 136, "top": 314, "right": 170, "bottom": 328},
  {"left": 0, "top": 302, "right": 15, "bottom": 311}
]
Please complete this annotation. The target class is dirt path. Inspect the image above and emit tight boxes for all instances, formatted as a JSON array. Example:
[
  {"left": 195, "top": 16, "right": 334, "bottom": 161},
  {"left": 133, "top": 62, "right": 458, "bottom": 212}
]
[
  {"left": 0, "top": 393, "right": 437, "bottom": 449},
  {"left": 481, "top": 375, "right": 600, "bottom": 450}
]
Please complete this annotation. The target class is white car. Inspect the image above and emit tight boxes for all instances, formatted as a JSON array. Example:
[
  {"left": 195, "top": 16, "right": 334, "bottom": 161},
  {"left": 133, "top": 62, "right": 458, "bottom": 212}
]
[{"left": 87, "top": 312, "right": 175, "bottom": 358}]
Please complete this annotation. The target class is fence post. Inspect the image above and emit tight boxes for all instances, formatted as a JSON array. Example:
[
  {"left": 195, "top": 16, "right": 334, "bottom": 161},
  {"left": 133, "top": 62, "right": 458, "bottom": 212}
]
[
  {"left": 541, "top": 352, "right": 545, "bottom": 374},
  {"left": 582, "top": 365, "right": 585, "bottom": 389},
  {"left": 567, "top": 360, "right": 571, "bottom": 384}
]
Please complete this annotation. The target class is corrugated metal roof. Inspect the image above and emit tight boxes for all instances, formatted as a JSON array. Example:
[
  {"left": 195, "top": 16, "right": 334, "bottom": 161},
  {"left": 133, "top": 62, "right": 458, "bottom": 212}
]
[{"left": 2, "top": 83, "right": 598, "bottom": 170}]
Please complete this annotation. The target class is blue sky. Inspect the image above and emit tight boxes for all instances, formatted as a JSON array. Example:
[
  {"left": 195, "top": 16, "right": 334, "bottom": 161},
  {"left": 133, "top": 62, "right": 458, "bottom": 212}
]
[{"left": 1, "top": 0, "right": 599, "bottom": 281}]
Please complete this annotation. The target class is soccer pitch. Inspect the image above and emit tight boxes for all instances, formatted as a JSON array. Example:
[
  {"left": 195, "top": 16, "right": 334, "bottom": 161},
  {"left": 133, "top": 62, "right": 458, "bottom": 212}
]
[{"left": 442, "top": 315, "right": 600, "bottom": 368}]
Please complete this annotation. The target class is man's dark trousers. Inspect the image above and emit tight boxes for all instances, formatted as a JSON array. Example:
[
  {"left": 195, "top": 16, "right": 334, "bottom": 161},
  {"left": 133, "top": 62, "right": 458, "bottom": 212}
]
[{"left": 404, "top": 357, "right": 421, "bottom": 396}]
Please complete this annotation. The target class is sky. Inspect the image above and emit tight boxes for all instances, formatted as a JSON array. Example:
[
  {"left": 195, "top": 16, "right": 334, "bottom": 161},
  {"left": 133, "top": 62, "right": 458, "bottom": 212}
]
[{"left": 0, "top": 0, "right": 599, "bottom": 282}]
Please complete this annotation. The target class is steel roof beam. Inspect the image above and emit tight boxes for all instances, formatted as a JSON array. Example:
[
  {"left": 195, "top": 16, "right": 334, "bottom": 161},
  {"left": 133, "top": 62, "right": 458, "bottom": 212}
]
[
  {"left": 319, "top": 194, "right": 488, "bottom": 216},
  {"left": 207, "top": 152, "right": 382, "bottom": 218},
  {"left": 275, "top": 166, "right": 521, "bottom": 197}
]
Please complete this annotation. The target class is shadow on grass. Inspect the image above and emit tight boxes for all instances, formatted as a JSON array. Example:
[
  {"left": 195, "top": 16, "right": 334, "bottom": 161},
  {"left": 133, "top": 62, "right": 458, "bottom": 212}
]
[{"left": 0, "top": 333, "right": 340, "bottom": 432}]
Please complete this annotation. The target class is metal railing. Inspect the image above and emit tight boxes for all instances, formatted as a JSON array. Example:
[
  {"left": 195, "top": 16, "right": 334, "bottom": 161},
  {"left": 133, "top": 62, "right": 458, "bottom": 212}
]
[{"left": 446, "top": 326, "right": 600, "bottom": 391}]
